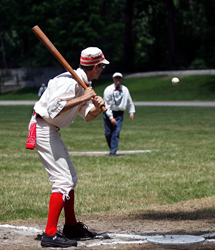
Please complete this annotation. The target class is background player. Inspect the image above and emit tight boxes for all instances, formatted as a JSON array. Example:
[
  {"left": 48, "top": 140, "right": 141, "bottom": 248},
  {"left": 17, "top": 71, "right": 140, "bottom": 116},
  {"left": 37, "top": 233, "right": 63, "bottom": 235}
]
[{"left": 103, "top": 72, "right": 135, "bottom": 155}]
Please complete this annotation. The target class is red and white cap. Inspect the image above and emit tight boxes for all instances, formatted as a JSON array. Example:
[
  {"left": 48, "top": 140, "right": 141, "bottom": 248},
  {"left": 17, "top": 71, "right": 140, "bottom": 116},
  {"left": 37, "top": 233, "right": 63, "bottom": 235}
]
[{"left": 80, "top": 47, "right": 110, "bottom": 66}]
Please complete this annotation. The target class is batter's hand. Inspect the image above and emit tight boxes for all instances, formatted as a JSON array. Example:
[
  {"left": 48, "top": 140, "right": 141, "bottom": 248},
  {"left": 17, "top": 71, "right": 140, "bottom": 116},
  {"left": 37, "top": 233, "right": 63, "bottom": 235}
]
[
  {"left": 92, "top": 96, "right": 105, "bottom": 109},
  {"left": 84, "top": 87, "right": 96, "bottom": 101}
]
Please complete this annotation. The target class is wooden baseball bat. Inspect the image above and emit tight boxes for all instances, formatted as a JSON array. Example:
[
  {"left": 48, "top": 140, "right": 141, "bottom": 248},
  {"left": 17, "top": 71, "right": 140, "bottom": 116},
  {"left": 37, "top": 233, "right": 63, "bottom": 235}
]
[{"left": 32, "top": 25, "right": 107, "bottom": 112}]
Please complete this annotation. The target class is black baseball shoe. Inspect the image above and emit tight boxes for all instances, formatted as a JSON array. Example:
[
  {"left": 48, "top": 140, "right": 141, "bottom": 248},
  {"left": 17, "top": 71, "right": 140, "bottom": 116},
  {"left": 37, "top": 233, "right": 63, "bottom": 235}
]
[
  {"left": 41, "top": 231, "right": 77, "bottom": 248},
  {"left": 63, "top": 222, "right": 97, "bottom": 239}
]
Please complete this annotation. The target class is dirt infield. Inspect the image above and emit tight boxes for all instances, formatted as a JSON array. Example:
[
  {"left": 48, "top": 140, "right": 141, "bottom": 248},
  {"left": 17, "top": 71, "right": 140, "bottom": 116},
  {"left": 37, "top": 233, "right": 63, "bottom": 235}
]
[{"left": 1, "top": 197, "right": 215, "bottom": 249}]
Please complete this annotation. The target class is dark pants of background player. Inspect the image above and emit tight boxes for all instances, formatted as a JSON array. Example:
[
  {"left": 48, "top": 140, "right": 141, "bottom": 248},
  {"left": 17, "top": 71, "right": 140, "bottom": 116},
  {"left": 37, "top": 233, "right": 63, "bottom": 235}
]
[{"left": 103, "top": 111, "right": 124, "bottom": 155}]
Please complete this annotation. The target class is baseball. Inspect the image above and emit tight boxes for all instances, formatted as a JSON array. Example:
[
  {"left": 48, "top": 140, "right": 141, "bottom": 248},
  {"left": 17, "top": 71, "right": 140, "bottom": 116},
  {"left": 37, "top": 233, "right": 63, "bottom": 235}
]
[{"left": 172, "top": 77, "right": 179, "bottom": 85}]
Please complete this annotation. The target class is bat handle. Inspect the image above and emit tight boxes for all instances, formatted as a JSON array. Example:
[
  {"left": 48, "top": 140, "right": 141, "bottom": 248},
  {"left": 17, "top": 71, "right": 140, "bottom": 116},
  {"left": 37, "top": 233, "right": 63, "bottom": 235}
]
[{"left": 101, "top": 105, "right": 107, "bottom": 113}]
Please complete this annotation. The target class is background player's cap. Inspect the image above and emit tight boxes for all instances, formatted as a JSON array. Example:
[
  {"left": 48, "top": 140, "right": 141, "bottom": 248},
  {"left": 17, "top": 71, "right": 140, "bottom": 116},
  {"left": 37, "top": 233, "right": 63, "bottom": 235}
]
[
  {"left": 80, "top": 47, "right": 110, "bottom": 66},
  {"left": 112, "top": 72, "right": 123, "bottom": 78}
]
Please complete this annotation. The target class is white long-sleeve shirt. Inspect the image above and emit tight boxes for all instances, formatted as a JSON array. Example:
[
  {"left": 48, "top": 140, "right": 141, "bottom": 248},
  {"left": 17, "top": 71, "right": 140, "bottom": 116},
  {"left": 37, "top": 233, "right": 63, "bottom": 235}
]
[
  {"left": 34, "top": 68, "right": 94, "bottom": 128},
  {"left": 103, "top": 83, "right": 135, "bottom": 119}
]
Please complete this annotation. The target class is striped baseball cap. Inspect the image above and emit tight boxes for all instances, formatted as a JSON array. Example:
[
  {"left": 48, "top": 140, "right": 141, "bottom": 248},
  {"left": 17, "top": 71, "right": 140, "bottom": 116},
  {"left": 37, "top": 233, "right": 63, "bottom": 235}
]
[{"left": 80, "top": 47, "right": 110, "bottom": 66}]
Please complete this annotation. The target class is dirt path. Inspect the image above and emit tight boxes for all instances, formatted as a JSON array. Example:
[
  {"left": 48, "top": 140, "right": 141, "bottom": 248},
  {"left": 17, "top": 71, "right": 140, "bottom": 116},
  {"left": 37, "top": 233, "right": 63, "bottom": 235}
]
[
  {"left": 1, "top": 215, "right": 215, "bottom": 250},
  {"left": 1, "top": 197, "right": 215, "bottom": 250}
]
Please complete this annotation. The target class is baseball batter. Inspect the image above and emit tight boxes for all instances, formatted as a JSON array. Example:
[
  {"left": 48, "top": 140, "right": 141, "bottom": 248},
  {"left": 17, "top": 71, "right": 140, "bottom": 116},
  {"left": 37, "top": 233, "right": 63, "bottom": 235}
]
[
  {"left": 26, "top": 47, "right": 109, "bottom": 248},
  {"left": 103, "top": 72, "right": 135, "bottom": 155}
]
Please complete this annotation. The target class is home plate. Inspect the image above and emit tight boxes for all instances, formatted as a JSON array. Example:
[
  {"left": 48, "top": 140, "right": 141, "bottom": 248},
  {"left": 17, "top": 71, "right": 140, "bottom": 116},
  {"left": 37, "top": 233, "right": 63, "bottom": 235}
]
[
  {"left": 147, "top": 235, "right": 205, "bottom": 245},
  {"left": 69, "top": 150, "right": 154, "bottom": 156}
]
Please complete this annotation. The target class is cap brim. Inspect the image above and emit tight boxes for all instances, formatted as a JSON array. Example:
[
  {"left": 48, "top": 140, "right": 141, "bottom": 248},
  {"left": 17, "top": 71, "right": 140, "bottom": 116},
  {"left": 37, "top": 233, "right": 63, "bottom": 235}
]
[
  {"left": 102, "top": 58, "right": 110, "bottom": 65},
  {"left": 113, "top": 73, "right": 123, "bottom": 78}
]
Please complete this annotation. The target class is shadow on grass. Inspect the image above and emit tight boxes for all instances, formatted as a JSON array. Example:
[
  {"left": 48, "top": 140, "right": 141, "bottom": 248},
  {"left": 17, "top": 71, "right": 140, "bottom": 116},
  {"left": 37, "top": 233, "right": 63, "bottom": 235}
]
[{"left": 131, "top": 208, "right": 215, "bottom": 221}]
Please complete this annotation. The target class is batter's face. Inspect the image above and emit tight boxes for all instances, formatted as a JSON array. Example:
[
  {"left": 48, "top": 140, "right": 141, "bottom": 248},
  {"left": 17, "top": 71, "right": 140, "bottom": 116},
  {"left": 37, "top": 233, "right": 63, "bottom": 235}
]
[
  {"left": 93, "top": 63, "right": 105, "bottom": 80},
  {"left": 113, "top": 76, "right": 122, "bottom": 87}
]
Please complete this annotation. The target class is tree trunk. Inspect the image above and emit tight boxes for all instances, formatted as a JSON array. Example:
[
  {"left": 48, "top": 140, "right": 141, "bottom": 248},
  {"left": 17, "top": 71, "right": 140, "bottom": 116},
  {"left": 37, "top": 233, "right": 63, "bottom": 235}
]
[
  {"left": 166, "top": 0, "right": 175, "bottom": 69},
  {"left": 100, "top": 3, "right": 110, "bottom": 60},
  {"left": 0, "top": 19, "right": 8, "bottom": 69},
  {"left": 123, "top": 0, "right": 133, "bottom": 72}
]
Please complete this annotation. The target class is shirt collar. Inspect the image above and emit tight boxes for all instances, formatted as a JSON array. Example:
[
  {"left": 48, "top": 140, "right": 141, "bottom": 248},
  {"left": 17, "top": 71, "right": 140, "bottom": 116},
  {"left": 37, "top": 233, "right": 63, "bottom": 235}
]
[
  {"left": 76, "top": 68, "right": 92, "bottom": 87},
  {"left": 114, "top": 83, "right": 121, "bottom": 90}
]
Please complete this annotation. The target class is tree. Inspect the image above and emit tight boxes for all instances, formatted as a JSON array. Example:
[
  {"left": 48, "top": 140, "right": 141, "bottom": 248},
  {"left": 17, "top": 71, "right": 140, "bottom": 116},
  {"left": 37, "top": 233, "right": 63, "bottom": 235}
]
[
  {"left": 1, "top": 0, "right": 215, "bottom": 71},
  {"left": 0, "top": 18, "right": 7, "bottom": 68},
  {"left": 165, "top": 0, "right": 175, "bottom": 69},
  {"left": 122, "top": 0, "right": 133, "bottom": 72}
]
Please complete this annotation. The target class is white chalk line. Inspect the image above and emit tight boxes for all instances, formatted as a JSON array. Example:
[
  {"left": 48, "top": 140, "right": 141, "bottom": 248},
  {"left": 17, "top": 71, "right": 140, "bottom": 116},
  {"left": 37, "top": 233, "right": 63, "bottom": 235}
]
[
  {"left": 207, "top": 239, "right": 215, "bottom": 242},
  {"left": 108, "top": 232, "right": 147, "bottom": 240},
  {"left": 201, "top": 232, "right": 215, "bottom": 238},
  {"left": 69, "top": 150, "right": 156, "bottom": 156},
  {"left": 83, "top": 232, "right": 148, "bottom": 247},
  {"left": 0, "top": 224, "right": 41, "bottom": 234},
  {"left": 83, "top": 239, "right": 148, "bottom": 247}
]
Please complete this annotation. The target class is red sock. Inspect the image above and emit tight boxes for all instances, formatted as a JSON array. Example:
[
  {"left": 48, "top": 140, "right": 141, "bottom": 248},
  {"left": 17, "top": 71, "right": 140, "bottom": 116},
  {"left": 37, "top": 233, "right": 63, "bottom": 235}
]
[
  {"left": 45, "top": 193, "right": 64, "bottom": 236},
  {"left": 64, "top": 189, "right": 77, "bottom": 226}
]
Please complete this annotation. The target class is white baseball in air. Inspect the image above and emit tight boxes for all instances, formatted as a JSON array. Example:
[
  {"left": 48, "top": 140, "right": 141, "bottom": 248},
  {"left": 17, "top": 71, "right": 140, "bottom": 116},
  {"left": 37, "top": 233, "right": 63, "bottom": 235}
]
[{"left": 172, "top": 77, "right": 179, "bottom": 85}]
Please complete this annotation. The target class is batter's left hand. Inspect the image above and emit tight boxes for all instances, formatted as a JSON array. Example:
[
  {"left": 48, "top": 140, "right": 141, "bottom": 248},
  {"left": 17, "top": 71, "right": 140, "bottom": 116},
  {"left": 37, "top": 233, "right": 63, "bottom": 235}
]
[{"left": 92, "top": 96, "right": 105, "bottom": 109}]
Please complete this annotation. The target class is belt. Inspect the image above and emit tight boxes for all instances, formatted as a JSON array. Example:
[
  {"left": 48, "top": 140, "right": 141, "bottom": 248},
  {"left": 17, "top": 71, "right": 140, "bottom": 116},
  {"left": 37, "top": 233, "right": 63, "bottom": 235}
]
[
  {"left": 36, "top": 113, "right": 43, "bottom": 119},
  {"left": 33, "top": 111, "right": 43, "bottom": 119},
  {"left": 113, "top": 110, "right": 124, "bottom": 114},
  {"left": 34, "top": 112, "right": 60, "bottom": 130}
]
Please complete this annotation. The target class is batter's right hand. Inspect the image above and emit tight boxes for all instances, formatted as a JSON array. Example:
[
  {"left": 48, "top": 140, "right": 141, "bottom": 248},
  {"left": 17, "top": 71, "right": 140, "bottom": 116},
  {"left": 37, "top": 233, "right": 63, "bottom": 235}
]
[{"left": 84, "top": 87, "right": 96, "bottom": 101}]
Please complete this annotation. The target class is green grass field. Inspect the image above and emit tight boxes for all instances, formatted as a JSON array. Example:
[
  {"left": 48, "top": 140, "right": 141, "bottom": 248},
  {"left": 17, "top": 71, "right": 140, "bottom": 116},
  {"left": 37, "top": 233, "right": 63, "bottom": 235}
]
[
  {"left": 1, "top": 105, "right": 215, "bottom": 221},
  {"left": 1, "top": 74, "right": 215, "bottom": 222},
  {"left": 1, "top": 74, "right": 215, "bottom": 101}
]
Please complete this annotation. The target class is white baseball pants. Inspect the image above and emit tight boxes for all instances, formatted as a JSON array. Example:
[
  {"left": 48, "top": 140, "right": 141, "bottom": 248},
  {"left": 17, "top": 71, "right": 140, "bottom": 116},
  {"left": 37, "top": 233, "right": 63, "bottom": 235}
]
[{"left": 30, "top": 116, "right": 78, "bottom": 200}]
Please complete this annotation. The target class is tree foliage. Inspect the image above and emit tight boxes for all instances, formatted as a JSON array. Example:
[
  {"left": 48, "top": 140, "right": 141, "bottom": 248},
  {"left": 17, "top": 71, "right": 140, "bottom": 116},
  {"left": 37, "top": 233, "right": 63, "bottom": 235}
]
[{"left": 1, "top": 0, "right": 215, "bottom": 72}]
